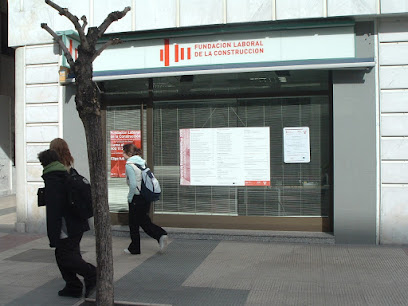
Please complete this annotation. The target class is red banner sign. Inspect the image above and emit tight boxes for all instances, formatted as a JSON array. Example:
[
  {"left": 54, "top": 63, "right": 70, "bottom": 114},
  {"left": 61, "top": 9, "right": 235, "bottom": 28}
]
[{"left": 110, "top": 130, "right": 141, "bottom": 178}]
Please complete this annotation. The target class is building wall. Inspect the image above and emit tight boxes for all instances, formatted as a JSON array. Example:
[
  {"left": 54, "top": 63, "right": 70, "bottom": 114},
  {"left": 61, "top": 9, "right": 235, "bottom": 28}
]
[
  {"left": 333, "top": 69, "right": 377, "bottom": 244},
  {"left": 9, "top": 1, "right": 408, "bottom": 243},
  {"left": 0, "top": 53, "right": 15, "bottom": 196},
  {"left": 8, "top": 0, "right": 408, "bottom": 48},
  {"left": 0, "top": 94, "right": 12, "bottom": 195},
  {"left": 0, "top": 0, "right": 15, "bottom": 196},
  {"left": 15, "top": 44, "right": 60, "bottom": 233},
  {"left": 379, "top": 18, "right": 408, "bottom": 244},
  {"left": 332, "top": 21, "right": 377, "bottom": 244},
  {"left": 63, "top": 85, "right": 89, "bottom": 180}
]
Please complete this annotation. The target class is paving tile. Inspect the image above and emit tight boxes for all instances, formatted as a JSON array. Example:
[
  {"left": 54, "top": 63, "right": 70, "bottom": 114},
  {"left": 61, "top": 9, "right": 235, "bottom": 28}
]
[
  {"left": 113, "top": 239, "right": 250, "bottom": 305},
  {"left": 0, "top": 284, "right": 36, "bottom": 306},
  {"left": 0, "top": 233, "right": 43, "bottom": 253},
  {"left": 4, "top": 248, "right": 56, "bottom": 263},
  {"left": 0, "top": 260, "right": 50, "bottom": 275},
  {"left": 362, "top": 283, "right": 408, "bottom": 305},
  {"left": 2, "top": 235, "right": 408, "bottom": 306},
  {"left": 320, "top": 282, "right": 368, "bottom": 305},
  {"left": 246, "top": 282, "right": 326, "bottom": 306},
  {"left": 5, "top": 277, "right": 78, "bottom": 306}
]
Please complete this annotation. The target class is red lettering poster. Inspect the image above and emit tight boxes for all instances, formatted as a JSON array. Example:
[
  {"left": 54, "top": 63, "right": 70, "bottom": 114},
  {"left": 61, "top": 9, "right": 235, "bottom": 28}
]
[{"left": 110, "top": 130, "right": 141, "bottom": 178}]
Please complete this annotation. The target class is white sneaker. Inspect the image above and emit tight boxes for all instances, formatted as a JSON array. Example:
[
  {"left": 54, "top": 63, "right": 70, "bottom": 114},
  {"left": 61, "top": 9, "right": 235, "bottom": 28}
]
[
  {"left": 124, "top": 248, "right": 131, "bottom": 254},
  {"left": 159, "top": 235, "right": 168, "bottom": 253}
]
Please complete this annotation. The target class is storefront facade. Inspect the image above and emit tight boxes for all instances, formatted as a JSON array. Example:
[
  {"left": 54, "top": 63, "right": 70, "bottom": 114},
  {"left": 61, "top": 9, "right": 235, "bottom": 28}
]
[{"left": 9, "top": 0, "right": 408, "bottom": 244}]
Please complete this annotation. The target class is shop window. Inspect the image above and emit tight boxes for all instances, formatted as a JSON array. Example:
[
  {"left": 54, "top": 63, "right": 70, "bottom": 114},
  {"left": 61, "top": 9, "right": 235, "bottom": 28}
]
[
  {"left": 153, "top": 95, "right": 331, "bottom": 217},
  {"left": 106, "top": 106, "right": 145, "bottom": 212}
]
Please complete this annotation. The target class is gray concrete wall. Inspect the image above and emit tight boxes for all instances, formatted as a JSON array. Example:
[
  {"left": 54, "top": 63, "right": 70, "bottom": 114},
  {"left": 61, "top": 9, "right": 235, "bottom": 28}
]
[
  {"left": 332, "top": 69, "right": 377, "bottom": 244},
  {"left": 62, "top": 85, "right": 90, "bottom": 180},
  {"left": 0, "top": 95, "right": 12, "bottom": 195},
  {"left": 0, "top": 53, "right": 15, "bottom": 196}
]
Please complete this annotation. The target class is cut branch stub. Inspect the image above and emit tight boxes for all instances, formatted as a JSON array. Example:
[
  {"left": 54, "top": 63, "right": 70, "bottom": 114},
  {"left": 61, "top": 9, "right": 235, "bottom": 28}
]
[
  {"left": 44, "top": 0, "right": 91, "bottom": 51},
  {"left": 81, "top": 15, "right": 88, "bottom": 30},
  {"left": 97, "top": 6, "right": 131, "bottom": 37}
]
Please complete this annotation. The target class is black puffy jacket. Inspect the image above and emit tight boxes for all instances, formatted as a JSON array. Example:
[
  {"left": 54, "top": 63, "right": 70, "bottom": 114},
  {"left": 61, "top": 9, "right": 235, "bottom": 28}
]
[{"left": 42, "top": 168, "right": 90, "bottom": 247}]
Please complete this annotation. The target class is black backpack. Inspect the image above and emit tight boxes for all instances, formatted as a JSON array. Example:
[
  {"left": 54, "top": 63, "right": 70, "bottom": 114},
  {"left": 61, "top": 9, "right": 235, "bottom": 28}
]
[{"left": 66, "top": 168, "right": 93, "bottom": 219}]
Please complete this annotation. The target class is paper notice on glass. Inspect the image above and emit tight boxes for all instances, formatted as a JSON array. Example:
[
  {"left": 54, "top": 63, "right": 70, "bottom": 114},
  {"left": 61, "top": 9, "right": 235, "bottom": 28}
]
[
  {"left": 180, "top": 127, "right": 270, "bottom": 186},
  {"left": 283, "top": 127, "right": 310, "bottom": 163}
]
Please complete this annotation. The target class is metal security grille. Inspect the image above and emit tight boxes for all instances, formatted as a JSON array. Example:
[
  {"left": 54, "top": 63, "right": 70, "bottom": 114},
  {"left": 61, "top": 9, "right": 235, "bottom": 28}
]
[
  {"left": 153, "top": 97, "right": 331, "bottom": 217},
  {"left": 106, "top": 106, "right": 143, "bottom": 212}
]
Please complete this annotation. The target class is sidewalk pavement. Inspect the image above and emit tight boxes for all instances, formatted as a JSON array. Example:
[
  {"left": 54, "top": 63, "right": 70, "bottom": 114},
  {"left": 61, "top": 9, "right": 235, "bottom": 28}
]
[
  {"left": 1, "top": 196, "right": 408, "bottom": 305},
  {"left": 0, "top": 195, "right": 16, "bottom": 233}
]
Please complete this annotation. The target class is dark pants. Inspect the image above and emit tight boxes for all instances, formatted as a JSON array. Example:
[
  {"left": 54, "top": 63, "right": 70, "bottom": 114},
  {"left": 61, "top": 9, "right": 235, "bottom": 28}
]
[
  {"left": 55, "top": 233, "right": 96, "bottom": 291},
  {"left": 128, "top": 195, "right": 167, "bottom": 254}
]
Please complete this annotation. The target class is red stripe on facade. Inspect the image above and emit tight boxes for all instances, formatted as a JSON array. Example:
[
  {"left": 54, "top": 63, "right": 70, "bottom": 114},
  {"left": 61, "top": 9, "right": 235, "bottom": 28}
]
[
  {"left": 187, "top": 47, "right": 191, "bottom": 60},
  {"left": 160, "top": 49, "right": 164, "bottom": 62},
  {"left": 164, "top": 39, "right": 170, "bottom": 66},
  {"left": 175, "top": 44, "right": 179, "bottom": 62},
  {"left": 69, "top": 40, "right": 73, "bottom": 54},
  {"left": 181, "top": 48, "right": 184, "bottom": 60}
]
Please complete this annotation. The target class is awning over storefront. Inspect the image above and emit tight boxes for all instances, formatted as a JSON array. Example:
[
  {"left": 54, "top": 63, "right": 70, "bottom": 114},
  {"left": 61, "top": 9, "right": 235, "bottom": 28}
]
[
  {"left": 59, "top": 19, "right": 374, "bottom": 83},
  {"left": 91, "top": 57, "right": 374, "bottom": 81}
]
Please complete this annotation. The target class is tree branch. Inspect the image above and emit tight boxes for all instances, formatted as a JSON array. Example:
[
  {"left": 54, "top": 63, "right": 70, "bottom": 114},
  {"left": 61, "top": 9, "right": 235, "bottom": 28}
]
[
  {"left": 45, "top": 0, "right": 90, "bottom": 51},
  {"left": 91, "top": 38, "right": 121, "bottom": 62},
  {"left": 81, "top": 15, "right": 88, "bottom": 31},
  {"left": 41, "top": 23, "right": 75, "bottom": 71},
  {"left": 97, "top": 6, "right": 131, "bottom": 38}
]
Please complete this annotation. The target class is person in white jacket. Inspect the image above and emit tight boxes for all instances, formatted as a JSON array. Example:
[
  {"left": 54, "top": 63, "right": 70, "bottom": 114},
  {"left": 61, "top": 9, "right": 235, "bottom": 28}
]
[{"left": 123, "top": 143, "right": 168, "bottom": 255}]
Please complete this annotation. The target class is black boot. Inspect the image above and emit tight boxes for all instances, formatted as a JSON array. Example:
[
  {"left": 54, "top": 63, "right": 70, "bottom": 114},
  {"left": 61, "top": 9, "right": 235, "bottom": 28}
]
[
  {"left": 84, "top": 280, "right": 96, "bottom": 298},
  {"left": 58, "top": 286, "right": 82, "bottom": 298},
  {"left": 84, "top": 263, "right": 97, "bottom": 298}
]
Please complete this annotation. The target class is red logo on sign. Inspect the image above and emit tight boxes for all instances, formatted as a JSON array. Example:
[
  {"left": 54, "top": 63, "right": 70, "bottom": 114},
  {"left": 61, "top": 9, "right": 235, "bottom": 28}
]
[
  {"left": 160, "top": 39, "right": 191, "bottom": 67},
  {"left": 69, "top": 39, "right": 78, "bottom": 60}
]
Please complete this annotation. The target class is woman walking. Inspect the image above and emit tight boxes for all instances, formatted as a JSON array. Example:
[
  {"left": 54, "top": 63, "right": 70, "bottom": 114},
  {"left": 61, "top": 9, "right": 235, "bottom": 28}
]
[
  {"left": 38, "top": 148, "right": 97, "bottom": 298},
  {"left": 123, "top": 143, "right": 168, "bottom": 255},
  {"left": 47, "top": 138, "right": 97, "bottom": 297}
]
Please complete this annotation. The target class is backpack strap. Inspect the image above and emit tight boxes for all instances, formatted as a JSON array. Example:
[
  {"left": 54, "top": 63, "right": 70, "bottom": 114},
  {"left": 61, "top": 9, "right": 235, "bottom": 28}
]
[
  {"left": 69, "top": 167, "right": 79, "bottom": 176},
  {"left": 133, "top": 163, "right": 147, "bottom": 171},
  {"left": 128, "top": 163, "right": 143, "bottom": 193}
]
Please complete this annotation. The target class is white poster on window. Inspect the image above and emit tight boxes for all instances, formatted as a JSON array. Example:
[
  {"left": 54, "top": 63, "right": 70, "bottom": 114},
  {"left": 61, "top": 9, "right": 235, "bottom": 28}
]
[
  {"left": 283, "top": 127, "right": 310, "bottom": 163},
  {"left": 180, "top": 127, "right": 270, "bottom": 186}
]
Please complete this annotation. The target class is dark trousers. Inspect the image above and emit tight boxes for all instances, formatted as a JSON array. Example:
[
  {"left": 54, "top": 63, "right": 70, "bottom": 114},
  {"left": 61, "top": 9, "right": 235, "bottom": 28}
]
[
  {"left": 128, "top": 195, "right": 167, "bottom": 254},
  {"left": 55, "top": 233, "right": 96, "bottom": 291}
]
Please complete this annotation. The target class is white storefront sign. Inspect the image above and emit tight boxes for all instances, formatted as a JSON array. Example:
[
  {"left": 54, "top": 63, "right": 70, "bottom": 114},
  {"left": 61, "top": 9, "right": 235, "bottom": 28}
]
[
  {"left": 180, "top": 127, "right": 270, "bottom": 186},
  {"left": 93, "top": 26, "right": 355, "bottom": 76},
  {"left": 283, "top": 127, "right": 310, "bottom": 163}
]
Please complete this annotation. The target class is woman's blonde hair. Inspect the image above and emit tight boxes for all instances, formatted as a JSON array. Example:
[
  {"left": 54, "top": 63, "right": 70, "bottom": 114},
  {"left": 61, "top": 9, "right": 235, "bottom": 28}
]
[{"left": 49, "top": 138, "right": 74, "bottom": 167}]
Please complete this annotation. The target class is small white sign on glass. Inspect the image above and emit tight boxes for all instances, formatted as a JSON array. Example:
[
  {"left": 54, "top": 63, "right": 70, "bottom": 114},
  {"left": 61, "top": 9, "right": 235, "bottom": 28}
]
[{"left": 283, "top": 127, "right": 310, "bottom": 163}]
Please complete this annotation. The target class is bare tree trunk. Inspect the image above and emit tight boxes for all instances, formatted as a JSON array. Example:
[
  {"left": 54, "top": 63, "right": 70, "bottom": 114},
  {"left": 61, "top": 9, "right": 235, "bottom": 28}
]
[
  {"left": 75, "top": 54, "right": 114, "bottom": 305},
  {"left": 82, "top": 113, "right": 114, "bottom": 306},
  {"left": 41, "top": 3, "right": 131, "bottom": 304}
]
